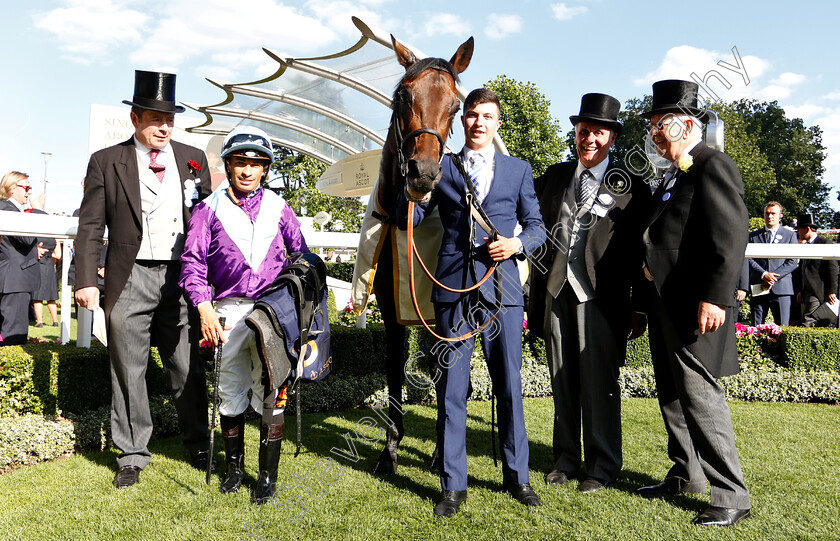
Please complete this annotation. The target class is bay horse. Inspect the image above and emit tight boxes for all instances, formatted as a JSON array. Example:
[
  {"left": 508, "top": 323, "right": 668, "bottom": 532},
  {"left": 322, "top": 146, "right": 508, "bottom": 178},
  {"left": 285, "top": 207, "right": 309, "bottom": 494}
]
[{"left": 368, "top": 35, "right": 473, "bottom": 475}]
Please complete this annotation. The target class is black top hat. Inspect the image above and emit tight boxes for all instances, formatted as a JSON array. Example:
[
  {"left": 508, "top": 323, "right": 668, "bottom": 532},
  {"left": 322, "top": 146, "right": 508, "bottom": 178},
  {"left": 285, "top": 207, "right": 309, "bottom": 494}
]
[
  {"left": 570, "top": 93, "right": 622, "bottom": 134},
  {"left": 642, "top": 79, "right": 709, "bottom": 122},
  {"left": 795, "top": 213, "right": 819, "bottom": 229},
  {"left": 122, "top": 70, "right": 185, "bottom": 114}
]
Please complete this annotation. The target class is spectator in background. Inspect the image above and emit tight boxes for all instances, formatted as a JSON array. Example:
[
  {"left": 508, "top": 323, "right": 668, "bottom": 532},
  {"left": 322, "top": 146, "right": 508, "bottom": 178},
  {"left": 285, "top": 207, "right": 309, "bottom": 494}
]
[
  {"left": 204, "top": 134, "right": 227, "bottom": 191},
  {"left": 31, "top": 210, "right": 61, "bottom": 327},
  {"left": 0, "top": 172, "right": 46, "bottom": 345},
  {"left": 748, "top": 201, "right": 798, "bottom": 325},
  {"left": 736, "top": 259, "right": 749, "bottom": 308},
  {"left": 793, "top": 213, "right": 838, "bottom": 327}
]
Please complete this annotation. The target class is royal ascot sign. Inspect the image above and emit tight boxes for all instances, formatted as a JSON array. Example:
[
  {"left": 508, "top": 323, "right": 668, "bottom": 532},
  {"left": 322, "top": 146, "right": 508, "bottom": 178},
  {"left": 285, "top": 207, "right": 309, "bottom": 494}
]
[{"left": 316, "top": 149, "right": 380, "bottom": 198}]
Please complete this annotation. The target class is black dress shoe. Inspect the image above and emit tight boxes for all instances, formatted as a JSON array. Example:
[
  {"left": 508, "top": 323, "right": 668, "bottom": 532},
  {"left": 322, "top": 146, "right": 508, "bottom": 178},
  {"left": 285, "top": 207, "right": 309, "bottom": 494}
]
[
  {"left": 190, "top": 450, "right": 217, "bottom": 472},
  {"left": 113, "top": 465, "right": 141, "bottom": 488},
  {"left": 637, "top": 477, "right": 697, "bottom": 497},
  {"left": 693, "top": 506, "right": 751, "bottom": 526},
  {"left": 577, "top": 478, "right": 608, "bottom": 493},
  {"left": 544, "top": 470, "right": 573, "bottom": 486},
  {"left": 503, "top": 481, "right": 541, "bottom": 506},
  {"left": 434, "top": 490, "right": 467, "bottom": 518}
]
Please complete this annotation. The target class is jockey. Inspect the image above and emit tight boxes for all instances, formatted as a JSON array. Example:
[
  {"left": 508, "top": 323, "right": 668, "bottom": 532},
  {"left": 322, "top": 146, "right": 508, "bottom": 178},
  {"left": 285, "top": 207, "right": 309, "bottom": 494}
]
[{"left": 179, "top": 126, "right": 308, "bottom": 504}]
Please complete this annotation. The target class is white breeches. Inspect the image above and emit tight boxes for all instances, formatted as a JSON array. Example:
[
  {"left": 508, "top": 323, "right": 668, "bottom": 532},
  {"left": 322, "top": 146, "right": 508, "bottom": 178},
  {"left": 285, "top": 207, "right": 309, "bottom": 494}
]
[{"left": 215, "top": 297, "right": 285, "bottom": 420}]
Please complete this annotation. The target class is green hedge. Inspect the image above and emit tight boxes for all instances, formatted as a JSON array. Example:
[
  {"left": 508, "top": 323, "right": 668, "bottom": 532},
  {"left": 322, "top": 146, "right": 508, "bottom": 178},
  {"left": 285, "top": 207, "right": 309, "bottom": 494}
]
[
  {"left": 5, "top": 324, "right": 840, "bottom": 419},
  {"left": 5, "top": 323, "right": 840, "bottom": 470},
  {"left": 325, "top": 262, "right": 354, "bottom": 283},
  {"left": 782, "top": 327, "right": 840, "bottom": 372},
  {"left": 0, "top": 343, "right": 175, "bottom": 417}
]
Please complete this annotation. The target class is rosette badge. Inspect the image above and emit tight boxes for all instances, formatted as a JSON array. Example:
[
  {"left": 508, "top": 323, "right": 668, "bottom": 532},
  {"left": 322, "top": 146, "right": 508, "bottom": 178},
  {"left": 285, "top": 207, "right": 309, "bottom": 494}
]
[{"left": 678, "top": 154, "right": 693, "bottom": 172}]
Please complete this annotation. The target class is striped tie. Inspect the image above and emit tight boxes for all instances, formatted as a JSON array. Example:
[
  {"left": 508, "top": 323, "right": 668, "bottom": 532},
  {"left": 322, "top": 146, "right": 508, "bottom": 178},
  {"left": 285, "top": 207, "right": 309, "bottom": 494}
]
[
  {"left": 469, "top": 154, "right": 485, "bottom": 201},
  {"left": 575, "top": 169, "right": 595, "bottom": 210},
  {"left": 149, "top": 149, "right": 165, "bottom": 182}
]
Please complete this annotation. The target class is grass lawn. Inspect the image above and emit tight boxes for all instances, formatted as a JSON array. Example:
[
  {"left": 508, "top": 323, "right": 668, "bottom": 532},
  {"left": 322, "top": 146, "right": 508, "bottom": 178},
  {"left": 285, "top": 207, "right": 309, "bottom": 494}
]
[
  {"left": 1, "top": 398, "right": 838, "bottom": 541},
  {"left": 27, "top": 306, "right": 79, "bottom": 343}
]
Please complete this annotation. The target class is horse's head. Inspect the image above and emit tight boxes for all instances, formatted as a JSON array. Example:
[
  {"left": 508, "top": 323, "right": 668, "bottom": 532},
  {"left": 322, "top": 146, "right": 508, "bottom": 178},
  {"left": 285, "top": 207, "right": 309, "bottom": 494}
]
[{"left": 390, "top": 35, "right": 473, "bottom": 203}]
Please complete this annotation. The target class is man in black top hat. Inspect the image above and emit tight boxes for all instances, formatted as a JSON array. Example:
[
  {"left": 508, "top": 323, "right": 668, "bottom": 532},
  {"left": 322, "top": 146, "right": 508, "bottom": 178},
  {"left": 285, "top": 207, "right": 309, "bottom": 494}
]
[
  {"left": 528, "top": 93, "right": 650, "bottom": 493},
  {"left": 637, "top": 79, "right": 751, "bottom": 527},
  {"left": 793, "top": 213, "right": 838, "bottom": 327},
  {"left": 75, "top": 70, "right": 213, "bottom": 488}
]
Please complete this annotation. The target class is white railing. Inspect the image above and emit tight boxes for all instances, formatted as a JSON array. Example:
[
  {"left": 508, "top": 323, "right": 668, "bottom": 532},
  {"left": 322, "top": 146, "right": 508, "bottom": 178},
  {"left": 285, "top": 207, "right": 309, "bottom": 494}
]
[
  {"left": 0, "top": 212, "right": 361, "bottom": 346},
  {"left": 3, "top": 212, "right": 839, "bottom": 345}
]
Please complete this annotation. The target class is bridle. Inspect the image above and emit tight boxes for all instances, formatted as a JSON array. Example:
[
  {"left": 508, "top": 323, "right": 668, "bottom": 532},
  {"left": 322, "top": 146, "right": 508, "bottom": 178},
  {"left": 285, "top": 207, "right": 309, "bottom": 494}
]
[
  {"left": 390, "top": 75, "right": 447, "bottom": 180},
  {"left": 390, "top": 69, "right": 500, "bottom": 342}
]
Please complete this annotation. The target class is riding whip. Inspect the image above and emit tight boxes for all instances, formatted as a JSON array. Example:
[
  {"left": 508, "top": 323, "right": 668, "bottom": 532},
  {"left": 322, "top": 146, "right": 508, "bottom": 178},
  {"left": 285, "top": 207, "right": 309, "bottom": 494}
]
[{"left": 206, "top": 316, "right": 226, "bottom": 485}]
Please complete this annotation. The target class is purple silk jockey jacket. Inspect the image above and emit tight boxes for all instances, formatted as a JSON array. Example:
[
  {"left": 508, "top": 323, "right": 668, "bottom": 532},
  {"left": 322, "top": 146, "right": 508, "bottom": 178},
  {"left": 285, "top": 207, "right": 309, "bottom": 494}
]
[{"left": 180, "top": 187, "right": 309, "bottom": 306}]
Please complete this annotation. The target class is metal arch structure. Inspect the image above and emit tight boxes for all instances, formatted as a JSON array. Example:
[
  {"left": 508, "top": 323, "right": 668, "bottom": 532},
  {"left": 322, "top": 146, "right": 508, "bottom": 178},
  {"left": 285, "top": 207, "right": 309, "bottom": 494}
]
[
  {"left": 187, "top": 126, "right": 333, "bottom": 165},
  {"left": 183, "top": 15, "right": 509, "bottom": 194},
  {"left": 183, "top": 17, "right": 405, "bottom": 173},
  {"left": 199, "top": 104, "right": 360, "bottom": 157}
]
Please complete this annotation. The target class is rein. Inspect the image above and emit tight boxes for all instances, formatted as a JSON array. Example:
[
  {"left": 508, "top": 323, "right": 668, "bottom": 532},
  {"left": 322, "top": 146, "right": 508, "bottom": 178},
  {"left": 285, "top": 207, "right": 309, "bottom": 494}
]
[
  {"left": 407, "top": 200, "right": 497, "bottom": 342},
  {"left": 391, "top": 66, "right": 500, "bottom": 342}
]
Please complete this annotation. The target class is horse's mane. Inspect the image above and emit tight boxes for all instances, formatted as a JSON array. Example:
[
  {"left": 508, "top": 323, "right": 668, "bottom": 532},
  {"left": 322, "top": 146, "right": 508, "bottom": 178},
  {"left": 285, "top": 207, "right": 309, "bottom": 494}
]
[{"left": 392, "top": 56, "right": 460, "bottom": 103}]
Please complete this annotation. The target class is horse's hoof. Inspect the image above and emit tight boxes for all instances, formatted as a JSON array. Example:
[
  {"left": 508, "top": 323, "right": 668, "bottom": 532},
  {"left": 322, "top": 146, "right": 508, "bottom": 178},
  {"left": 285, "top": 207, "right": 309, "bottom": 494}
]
[{"left": 372, "top": 460, "right": 397, "bottom": 476}]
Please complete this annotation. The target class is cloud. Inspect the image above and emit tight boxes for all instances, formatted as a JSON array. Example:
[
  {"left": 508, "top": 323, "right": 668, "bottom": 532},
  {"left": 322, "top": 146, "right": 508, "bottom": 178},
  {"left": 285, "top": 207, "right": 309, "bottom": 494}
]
[
  {"left": 821, "top": 91, "right": 840, "bottom": 101},
  {"left": 33, "top": 0, "right": 150, "bottom": 63},
  {"left": 783, "top": 104, "right": 826, "bottom": 120},
  {"left": 128, "top": 0, "right": 339, "bottom": 70},
  {"left": 634, "top": 46, "right": 770, "bottom": 90},
  {"left": 771, "top": 72, "right": 807, "bottom": 86},
  {"left": 485, "top": 13, "right": 522, "bottom": 40},
  {"left": 196, "top": 49, "right": 280, "bottom": 83},
  {"left": 634, "top": 46, "right": 812, "bottom": 104},
  {"left": 550, "top": 3, "right": 588, "bottom": 21},
  {"left": 304, "top": 0, "right": 399, "bottom": 39},
  {"left": 420, "top": 13, "right": 464, "bottom": 37},
  {"left": 33, "top": 0, "right": 349, "bottom": 74}
]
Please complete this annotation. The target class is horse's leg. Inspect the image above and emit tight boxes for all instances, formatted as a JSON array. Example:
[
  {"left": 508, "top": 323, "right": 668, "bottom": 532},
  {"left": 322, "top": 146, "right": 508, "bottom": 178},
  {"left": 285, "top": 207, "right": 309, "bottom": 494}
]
[{"left": 371, "top": 232, "right": 406, "bottom": 476}]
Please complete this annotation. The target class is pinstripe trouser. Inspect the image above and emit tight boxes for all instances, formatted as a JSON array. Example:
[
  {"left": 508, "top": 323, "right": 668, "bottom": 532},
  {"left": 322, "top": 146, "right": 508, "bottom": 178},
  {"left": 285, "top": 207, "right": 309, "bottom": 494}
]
[
  {"left": 108, "top": 260, "right": 209, "bottom": 469},
  {"left": 647, "top": 293, "right": 751, "bottom": 509}
]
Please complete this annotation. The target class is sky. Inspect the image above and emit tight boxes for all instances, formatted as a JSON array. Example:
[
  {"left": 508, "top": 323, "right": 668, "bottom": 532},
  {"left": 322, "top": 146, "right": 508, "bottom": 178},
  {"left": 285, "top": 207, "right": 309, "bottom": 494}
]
[{"left": 2, "top": 0, "right": 839, "bottom": 215}]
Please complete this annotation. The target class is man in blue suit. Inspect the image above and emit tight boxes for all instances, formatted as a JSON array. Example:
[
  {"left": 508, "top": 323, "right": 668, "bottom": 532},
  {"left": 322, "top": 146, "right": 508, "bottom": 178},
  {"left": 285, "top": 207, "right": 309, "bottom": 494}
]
[
  {"left": 399, "top": 88, "right": 546, "bottom": 518},
  {"left": 748, "top": 201, "right": 798, "bottom": 326}
]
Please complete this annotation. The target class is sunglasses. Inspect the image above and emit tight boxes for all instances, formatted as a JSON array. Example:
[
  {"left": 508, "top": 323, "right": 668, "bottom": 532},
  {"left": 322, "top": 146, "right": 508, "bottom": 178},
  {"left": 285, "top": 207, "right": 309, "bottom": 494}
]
[{"left": 16, "top": 184, "right": 32, "bottom": 192}]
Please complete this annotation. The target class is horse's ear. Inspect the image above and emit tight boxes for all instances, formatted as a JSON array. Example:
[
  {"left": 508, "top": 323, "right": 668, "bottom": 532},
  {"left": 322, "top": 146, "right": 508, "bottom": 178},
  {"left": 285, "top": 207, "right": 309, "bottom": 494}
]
[
  {"left": 449, "top": 37, "right": 474, "bottom": 74},
  {"left": 391, "top": 35, "right": 416, "bottom": 69}
]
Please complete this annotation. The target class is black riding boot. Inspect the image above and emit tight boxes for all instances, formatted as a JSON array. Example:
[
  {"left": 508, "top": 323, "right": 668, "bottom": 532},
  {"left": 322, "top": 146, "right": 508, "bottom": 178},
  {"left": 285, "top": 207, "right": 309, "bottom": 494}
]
[
  {"left": 219, "top": 414, "right": 245, "bottom": 494},
  {"left": 252, "top": 422, "right": 283, "bottom": 505}
]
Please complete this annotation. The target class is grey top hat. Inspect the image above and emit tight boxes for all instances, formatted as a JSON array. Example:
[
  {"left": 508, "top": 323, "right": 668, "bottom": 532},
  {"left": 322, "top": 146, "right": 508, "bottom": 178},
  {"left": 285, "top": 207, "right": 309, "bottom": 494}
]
[
  {"left": 642, "top": 79, "right": 709, "bottom": 123},
  {"left": 122, "top": 70, "right": 185, "bottom": 114},
  {"left": 569, "top": 93, "right": 622, "bottom": 134}
]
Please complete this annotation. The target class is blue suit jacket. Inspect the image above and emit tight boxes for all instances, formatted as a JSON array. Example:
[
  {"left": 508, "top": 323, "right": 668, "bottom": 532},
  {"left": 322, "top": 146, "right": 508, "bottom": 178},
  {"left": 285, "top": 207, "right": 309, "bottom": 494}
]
[
  {"left": 747, "top": 226, "right": 798, "bottom": 296},
  {"left": 398, "top": 151, "right": 545, "bottom": 306}
]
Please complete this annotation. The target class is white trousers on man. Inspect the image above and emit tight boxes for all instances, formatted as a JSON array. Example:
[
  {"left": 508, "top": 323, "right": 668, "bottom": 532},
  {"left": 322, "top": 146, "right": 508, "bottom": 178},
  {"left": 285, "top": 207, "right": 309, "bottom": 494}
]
[{"left": 215, "top": 297, "right": 284, "bottom": 419}]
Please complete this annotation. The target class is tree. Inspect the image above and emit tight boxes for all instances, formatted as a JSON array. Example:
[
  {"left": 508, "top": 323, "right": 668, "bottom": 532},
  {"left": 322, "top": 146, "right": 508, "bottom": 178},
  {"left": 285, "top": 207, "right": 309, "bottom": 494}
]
[
  {"left": 707, "top": 101, "right": 775, "bottom": 217},
  {"left": 731, "top": 99, "right": 829, "bottom": 222},
  {"left": 269, "top": 150, "right": 365, "bottom": 233},
  {"left": 485, "top": 75, "right": 565, "bottom": 177}
]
